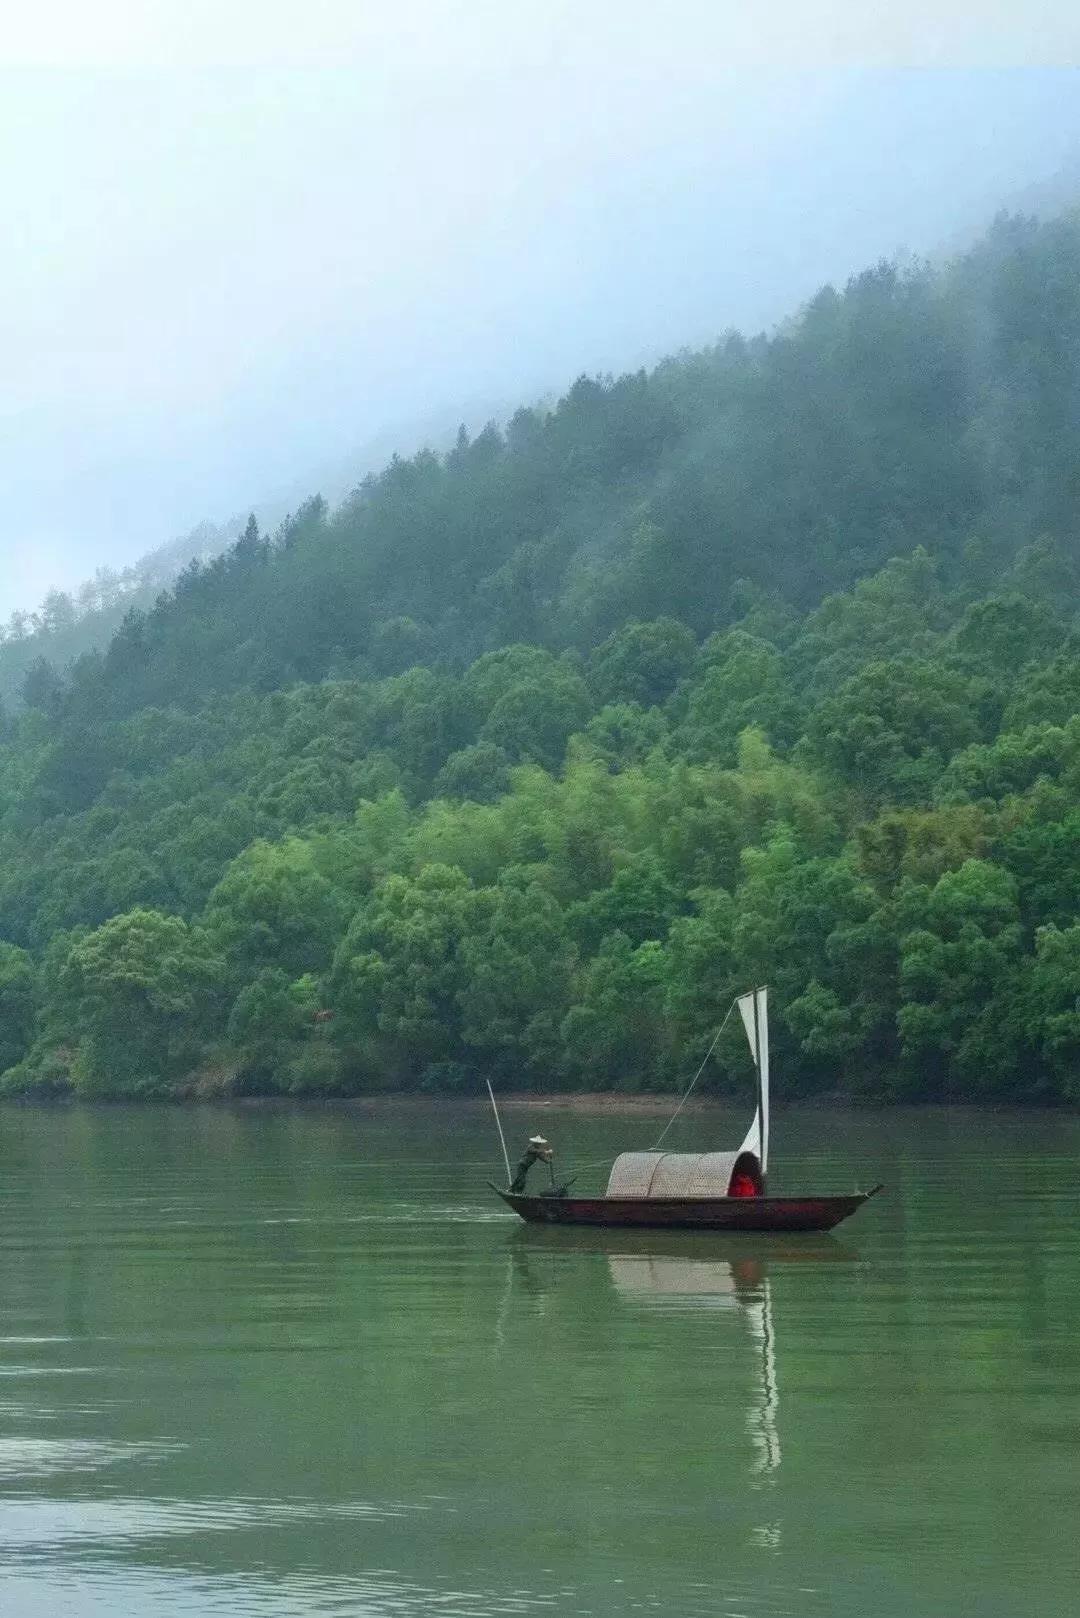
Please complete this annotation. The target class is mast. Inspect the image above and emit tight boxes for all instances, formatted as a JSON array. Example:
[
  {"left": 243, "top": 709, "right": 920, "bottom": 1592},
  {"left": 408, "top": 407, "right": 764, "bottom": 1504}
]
[
  {"left": 753, "top": 988, "right": 764, "bottom": 1185},
  {"left": 757, "top": 986, "right": 770, "bottom": 1179},
  {"left": 757, "top": 983, "right": 764, "bottom": 1164}
]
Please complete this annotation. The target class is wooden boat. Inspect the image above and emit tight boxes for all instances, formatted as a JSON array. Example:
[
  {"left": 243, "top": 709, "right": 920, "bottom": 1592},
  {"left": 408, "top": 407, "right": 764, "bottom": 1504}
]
[
  {"left": 493, "top": 1185, "right": 878, "bottom": 1231},
  {"left": 489, "top": 987, "right": 882, "bottom": 1234}
]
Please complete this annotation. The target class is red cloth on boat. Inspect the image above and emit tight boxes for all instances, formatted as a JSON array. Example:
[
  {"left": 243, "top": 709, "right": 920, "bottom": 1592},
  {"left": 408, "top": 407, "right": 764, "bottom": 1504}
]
[{"left": 729, "top": 1172, "right": 757, "bottom": 1198}]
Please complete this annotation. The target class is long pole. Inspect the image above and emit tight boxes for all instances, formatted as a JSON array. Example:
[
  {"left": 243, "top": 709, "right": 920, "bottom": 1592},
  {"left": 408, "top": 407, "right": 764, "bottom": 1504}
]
[{"left": 485, "top": 1077, "right": 512, "bottom": 1187}]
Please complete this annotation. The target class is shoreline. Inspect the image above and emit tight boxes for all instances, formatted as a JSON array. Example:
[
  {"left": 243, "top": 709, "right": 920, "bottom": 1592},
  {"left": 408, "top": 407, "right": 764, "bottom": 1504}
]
[
  {"left": 2, "top": 1089, "right": 1072, "bottom": 1117},
  {"left": 1, "top": 1089, "right": 731, "bottom": 1115}
]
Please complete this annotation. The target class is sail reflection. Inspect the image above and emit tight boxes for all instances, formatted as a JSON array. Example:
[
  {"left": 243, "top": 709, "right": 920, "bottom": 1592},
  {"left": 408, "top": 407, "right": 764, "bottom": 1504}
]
[
  {"left": 746, "top": 1274, "right": 780, "bottom": 1477},
  {"left": 512, "top": 1228, "right": 856, "bottom": 1481},
  {"left": 607, "top": 1248, "right": 782, "bottom": 1474}
]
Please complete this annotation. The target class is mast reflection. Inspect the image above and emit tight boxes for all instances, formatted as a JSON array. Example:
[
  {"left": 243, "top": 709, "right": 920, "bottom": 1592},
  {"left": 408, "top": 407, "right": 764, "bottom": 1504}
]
[
  {"left": 606, "top": 1244, "right": 783, "bottom": 1473},
  {"left": 510, "top": 1228, "right": 855, "bottom": 1480}
]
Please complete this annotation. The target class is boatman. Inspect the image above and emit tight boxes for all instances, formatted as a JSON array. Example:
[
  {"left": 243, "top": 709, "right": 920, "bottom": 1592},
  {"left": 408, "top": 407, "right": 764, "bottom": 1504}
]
[{"left": 509, "top": 1135, "right": 554, "bottom": 1194}]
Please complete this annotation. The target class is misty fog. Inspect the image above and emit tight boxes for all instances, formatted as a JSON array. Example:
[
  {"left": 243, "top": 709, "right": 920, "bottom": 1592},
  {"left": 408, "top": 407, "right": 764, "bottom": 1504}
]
[{"left": 4, "top": 8, "right": 1080, "bottom": 614}]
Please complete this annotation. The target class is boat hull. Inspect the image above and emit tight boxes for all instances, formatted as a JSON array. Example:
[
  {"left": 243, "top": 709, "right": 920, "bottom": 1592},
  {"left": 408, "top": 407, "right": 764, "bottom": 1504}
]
[{"left": 494, "top": 1186, "right": 881, "bottom": 1232}]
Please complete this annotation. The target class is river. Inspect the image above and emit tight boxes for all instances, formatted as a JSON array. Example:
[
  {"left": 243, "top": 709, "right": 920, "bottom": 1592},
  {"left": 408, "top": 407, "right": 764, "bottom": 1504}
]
[{"left": 0, "top": 1101, "right": 1077, "bottom": 1617}]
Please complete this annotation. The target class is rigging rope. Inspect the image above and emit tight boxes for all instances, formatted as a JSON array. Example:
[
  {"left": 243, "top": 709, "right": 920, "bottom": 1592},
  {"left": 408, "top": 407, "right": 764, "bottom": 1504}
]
[{"left": 646, "top": 998, "right": 736, "bottom": 1151}]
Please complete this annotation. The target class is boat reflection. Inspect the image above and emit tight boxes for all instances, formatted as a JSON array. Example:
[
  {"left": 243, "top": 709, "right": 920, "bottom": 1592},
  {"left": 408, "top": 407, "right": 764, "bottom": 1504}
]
[
  {"left": 511, "top": 1223, "right": 856, "bottom": 1271},
  {"left": 509, "top": 1228, "right": 857, "bottom": 1478}
]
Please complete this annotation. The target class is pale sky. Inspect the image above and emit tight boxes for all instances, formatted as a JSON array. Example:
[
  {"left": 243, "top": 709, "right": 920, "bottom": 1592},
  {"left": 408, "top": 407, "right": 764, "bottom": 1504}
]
[{"left": 3, "top": 2, "right": 1080, "bottom": 613}]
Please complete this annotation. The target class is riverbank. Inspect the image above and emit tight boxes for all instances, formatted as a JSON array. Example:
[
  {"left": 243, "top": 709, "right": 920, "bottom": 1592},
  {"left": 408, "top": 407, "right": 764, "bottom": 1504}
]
[
  {"left": 3, "top": 1087, "right": 1069, "bottom": 1116},
  {"left": 0, "top": 1089, "right": 734, "bottom": 1114}
]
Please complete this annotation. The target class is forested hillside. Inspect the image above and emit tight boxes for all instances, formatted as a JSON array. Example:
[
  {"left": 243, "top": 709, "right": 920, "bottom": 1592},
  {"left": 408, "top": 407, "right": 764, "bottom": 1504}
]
[{"left": 2, "top": 210, "right": 1080, "bottom": 1103}]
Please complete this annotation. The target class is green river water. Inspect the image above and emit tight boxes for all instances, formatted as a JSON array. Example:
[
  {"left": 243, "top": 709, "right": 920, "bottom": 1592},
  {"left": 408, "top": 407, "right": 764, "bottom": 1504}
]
[{"left": 0, "top": 1101, "right": 1077, "bottom": 1617}]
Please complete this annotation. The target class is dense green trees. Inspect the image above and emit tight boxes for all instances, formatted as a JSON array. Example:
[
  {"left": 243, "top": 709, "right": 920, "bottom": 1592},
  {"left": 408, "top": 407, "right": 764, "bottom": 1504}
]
[
  {"left": 43, "top": 910, "right": 224, "bottom": 1096},
  {"left": 0, "top": 943, "right": 37, "bottom": 1075},
  {"left": 895, "top": 860, "right": 1025, "bottom": 1094},
  {"left": 2, "top": 208, "right": 1080, "bottom": 1101},
  {"left": 1024, "top": 925, "right": 1080, "bottom": 1099}
]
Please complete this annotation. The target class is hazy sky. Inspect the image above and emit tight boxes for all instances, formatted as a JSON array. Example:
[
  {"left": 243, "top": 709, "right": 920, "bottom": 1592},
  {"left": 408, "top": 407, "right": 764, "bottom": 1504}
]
[{"left": 3, "top": 3, "right": 1080, "bottom": 614}]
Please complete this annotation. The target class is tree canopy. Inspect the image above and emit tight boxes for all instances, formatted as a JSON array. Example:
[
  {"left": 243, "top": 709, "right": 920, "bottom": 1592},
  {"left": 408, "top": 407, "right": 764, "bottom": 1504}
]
[{"left": 3, "top": 210, "right": 1080, "bottom": 1102}]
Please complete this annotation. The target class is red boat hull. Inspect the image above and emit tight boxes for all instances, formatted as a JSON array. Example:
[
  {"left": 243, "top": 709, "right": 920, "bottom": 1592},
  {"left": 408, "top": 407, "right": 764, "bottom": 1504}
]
[{"left": 494, "top": 1186, "right": 882, "bottom": 1232}]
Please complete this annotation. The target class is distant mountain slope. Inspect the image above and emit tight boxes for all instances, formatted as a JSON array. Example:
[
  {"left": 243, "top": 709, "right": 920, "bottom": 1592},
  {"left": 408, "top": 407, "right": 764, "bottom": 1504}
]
[
  {"left": 23, "top": 209, "right": 1076, "bottom": 724},
  {"left": 0, "top": 519, "right": 240, "bottom": 708},
  {"left": 0, "top": 396, "right": 525, "bottom": 711}
]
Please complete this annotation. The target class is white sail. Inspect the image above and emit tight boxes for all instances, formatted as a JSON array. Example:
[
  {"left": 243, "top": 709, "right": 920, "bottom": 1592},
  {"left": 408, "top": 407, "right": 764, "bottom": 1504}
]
[
  {"left": 737, "top": 987, "right": 769, "bottom": 1174},
  {"left": 606, "top": 985, "right": 770, "bottom": 1198}
]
